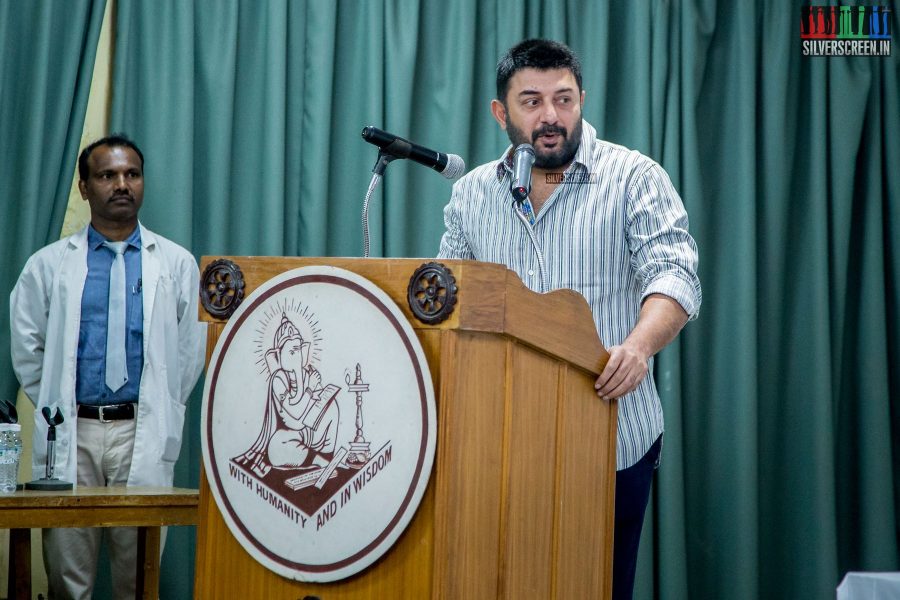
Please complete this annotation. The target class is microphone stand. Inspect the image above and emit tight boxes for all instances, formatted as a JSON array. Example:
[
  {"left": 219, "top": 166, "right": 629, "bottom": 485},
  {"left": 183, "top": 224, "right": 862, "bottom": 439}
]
[
  {"left": 362, "top": 151, "right": 399, "bottom": 258},
  {"left": 25, "top": 407, "right": 73, "bottom": 491}
]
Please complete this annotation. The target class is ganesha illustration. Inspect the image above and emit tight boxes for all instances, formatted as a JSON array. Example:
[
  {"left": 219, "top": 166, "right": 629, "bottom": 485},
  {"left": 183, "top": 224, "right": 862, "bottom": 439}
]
[{"left": 233, "top": 312, "right": 341, "bottom": 481}]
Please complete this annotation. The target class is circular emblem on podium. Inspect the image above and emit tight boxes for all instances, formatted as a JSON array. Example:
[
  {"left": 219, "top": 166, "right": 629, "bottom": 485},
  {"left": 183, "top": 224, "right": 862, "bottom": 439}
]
[{"left": 202, "top": 266, "right": 436, "bottom": 582}]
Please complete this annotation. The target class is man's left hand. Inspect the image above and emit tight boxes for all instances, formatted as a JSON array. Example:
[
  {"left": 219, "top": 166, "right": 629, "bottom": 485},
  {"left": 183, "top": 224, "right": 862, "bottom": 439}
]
[
  {"left": 594, "top": 343, "right": 649, "bottom": 401},
  {"left": 594, "top": 294, "right": 690, "bottom": 401}
]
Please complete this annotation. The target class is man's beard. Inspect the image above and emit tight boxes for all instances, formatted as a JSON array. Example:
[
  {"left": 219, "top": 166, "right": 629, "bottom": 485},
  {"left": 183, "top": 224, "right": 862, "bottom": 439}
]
[{"left": 506, "top": 117, "right": 582, "bottom": 170}]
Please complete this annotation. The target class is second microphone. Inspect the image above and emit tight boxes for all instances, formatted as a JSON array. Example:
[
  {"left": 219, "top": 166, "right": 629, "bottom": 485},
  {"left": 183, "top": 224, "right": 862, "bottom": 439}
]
[{"left": 361, "top": 126, "right": 465, "bottom": 180}]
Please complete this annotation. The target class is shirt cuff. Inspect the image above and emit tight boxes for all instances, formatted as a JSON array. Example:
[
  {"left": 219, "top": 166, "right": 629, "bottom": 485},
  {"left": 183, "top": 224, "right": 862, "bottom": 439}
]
[{"left": 642, "top": 274, "right": 702, "bottom": 320}]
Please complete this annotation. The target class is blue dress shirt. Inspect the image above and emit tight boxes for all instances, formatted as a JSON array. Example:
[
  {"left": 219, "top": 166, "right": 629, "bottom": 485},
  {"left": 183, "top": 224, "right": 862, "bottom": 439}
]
[{"left": 76, "top": 225, "right": 144, "bottom": 405}]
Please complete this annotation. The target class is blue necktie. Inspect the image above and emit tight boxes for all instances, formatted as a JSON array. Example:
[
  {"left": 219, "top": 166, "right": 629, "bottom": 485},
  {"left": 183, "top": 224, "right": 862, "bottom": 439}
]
[{"left": 103, "top": 241, "right": 128, "bottom": 392}]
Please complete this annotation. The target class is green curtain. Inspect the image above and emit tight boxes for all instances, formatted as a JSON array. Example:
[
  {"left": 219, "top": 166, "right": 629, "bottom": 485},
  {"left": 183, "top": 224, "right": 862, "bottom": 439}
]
[
  {"left": 0, "top": 0, "right": 107, "bottom": 401},
  {"left": 109, "top": 1, "right": 899, "bottom": 598}
]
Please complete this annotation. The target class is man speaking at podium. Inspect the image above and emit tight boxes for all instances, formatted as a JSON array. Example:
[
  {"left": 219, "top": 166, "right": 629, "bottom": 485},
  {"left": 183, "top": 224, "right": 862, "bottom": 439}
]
[{"left": 437, "top": 39, "right": 701, "bottom": 599}]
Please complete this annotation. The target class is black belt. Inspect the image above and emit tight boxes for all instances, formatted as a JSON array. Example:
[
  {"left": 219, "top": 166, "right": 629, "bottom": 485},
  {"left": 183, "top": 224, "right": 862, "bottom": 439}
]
[{"left": 77, "top": 403, "right": 136, "bottom": 421}]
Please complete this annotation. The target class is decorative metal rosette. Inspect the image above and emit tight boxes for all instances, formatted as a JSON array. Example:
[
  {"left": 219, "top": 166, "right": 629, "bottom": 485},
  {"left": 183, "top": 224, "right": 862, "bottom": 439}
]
[
  {"left": 200, "top": 258, "right": 246, "bottom": 319},
  {"left": 407, "top": 262, "right": 458, "bottom": 325}
]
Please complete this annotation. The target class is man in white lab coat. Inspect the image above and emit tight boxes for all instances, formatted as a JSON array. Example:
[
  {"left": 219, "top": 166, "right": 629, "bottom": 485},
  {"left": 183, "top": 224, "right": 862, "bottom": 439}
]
[{"left": 9, "top": 134, "right": 206, "bottom": 599}]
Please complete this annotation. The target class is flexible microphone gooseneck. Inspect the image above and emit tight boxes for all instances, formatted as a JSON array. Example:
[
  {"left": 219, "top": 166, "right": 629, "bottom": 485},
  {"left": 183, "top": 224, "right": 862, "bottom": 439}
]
[{"left": 360, "top": 126, "right": 466, "bottom": 257}]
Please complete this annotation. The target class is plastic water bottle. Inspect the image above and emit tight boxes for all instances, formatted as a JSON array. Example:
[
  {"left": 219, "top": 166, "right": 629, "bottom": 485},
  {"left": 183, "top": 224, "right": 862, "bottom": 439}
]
[{"left": 0, "top": 423, "right": 22, "bottom": 493}]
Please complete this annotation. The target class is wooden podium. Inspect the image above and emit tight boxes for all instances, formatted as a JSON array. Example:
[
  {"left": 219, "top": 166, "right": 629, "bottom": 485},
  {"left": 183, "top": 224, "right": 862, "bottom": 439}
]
[{"left": 194, "top": 258, "right": 616, "bottom": 599}]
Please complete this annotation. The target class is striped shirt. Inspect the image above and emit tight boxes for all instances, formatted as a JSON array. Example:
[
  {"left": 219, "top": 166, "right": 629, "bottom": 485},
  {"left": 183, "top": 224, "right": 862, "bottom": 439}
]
[{"left": 437, "top": 120, "right": 701, "bottom": 470}]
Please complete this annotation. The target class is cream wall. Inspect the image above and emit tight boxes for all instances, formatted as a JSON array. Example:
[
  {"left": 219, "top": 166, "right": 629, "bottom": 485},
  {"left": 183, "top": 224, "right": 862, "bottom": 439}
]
[
  {"left": 3, "top": 2, "right": 115, "bottom": 597},
  {"left": 61, "top": 0, "right": 115, "bottom": 238}
]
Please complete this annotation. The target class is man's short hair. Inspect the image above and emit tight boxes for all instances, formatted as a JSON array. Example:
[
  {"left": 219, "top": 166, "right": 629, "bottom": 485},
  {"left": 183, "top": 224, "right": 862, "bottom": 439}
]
[
  {"left": 496, "top": 39, "right": 583, "bottom": 104},
  {"left": 78, "top": 134, "right": 144, "bottom": 181}
]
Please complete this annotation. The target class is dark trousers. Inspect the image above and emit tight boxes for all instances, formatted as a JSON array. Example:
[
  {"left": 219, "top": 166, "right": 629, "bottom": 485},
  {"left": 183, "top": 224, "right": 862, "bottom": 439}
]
[{"left": 612, "top": 434, "right": 662, "bottom": 600}]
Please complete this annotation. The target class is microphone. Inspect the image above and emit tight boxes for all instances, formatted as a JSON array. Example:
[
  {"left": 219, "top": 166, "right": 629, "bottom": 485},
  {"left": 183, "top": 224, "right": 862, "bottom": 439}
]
[
  {"left": 361, "top": 126, "right": 465, "bottom": 180},
  {"left": 510, "top": 143, "right": 535, "bottom": 203}
]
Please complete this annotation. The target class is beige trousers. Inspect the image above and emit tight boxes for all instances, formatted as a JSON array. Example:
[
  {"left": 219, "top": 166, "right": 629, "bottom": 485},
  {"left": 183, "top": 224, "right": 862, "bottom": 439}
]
[{"left": 43, "top": 417, "right": 142, "bottom": 600}]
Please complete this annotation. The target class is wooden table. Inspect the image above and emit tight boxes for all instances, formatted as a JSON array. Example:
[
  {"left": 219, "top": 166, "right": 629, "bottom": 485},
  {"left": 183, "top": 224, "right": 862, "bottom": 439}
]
[{"left": 0, "top": 486, "right": 199, "bottom": 600}]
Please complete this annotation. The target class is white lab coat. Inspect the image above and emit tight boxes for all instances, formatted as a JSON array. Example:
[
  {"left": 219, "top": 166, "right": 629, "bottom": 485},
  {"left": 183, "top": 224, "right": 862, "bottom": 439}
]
[{"left": 9, "top": 223, "right": 206, "bottom": 486}]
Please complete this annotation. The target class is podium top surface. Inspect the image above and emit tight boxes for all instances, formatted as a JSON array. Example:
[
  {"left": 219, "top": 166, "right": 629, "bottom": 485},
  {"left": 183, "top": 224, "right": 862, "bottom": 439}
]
[{"left": 199, "top": 257, "right": 608, "bottom": 375}]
